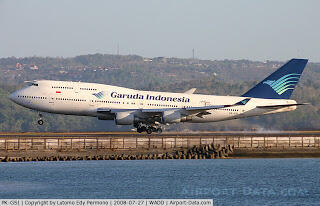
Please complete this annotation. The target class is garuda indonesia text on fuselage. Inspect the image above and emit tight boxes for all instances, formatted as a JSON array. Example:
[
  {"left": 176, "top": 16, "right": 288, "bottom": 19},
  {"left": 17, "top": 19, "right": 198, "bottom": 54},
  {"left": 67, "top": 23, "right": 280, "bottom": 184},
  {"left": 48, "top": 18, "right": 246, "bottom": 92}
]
[{"left": 9, "top": 59, "right": 309, "bottom": 134}]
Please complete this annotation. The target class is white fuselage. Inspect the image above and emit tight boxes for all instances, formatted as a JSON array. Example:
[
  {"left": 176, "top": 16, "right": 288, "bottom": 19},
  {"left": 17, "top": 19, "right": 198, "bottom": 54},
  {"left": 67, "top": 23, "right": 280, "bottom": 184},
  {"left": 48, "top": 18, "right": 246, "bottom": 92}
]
[{"left": 9, "top": 80, "right": 297, "bottom": 124}]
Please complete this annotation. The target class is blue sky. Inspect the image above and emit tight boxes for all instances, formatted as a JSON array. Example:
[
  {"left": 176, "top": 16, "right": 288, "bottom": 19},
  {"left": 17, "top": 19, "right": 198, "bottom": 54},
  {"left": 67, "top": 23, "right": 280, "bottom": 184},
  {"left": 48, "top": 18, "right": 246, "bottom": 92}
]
[{"left": 1, "top": 0, "right": 319, "bottom": 61}]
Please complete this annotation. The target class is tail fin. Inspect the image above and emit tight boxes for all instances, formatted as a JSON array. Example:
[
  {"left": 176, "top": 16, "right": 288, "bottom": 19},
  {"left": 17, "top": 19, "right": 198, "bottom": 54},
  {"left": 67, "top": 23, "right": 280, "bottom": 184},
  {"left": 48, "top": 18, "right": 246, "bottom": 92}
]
[{"left": 241, "top": 58, "right": 308, "bottom": 99}]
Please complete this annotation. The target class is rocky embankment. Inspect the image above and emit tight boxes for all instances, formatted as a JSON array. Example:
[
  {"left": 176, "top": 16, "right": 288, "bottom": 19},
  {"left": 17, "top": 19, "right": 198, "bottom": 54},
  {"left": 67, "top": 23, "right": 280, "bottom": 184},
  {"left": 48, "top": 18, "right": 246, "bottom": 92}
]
[{"left": 0, "top": 143, "right": 234, "bottom": 162}]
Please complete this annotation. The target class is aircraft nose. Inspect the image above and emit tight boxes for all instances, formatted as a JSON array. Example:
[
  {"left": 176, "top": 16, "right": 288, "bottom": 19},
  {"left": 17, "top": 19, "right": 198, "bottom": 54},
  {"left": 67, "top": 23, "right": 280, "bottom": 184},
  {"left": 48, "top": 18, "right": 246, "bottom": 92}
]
[{"left": 9, "top": 91, "right": 17, "bottom": 102}]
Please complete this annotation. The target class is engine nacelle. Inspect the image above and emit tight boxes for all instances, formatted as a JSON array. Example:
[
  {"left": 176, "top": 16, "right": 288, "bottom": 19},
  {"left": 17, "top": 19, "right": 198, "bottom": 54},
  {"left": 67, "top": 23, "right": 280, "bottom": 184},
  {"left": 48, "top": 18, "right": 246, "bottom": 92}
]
[
  {"left": 115, "top": 111, "right": 135, "bottom": 125},
  {"left": 162, "top": 110, "right": 181, "bottom": 123},
  {"left": 97, "top": 114, "right": 114, "bottom": 120}
]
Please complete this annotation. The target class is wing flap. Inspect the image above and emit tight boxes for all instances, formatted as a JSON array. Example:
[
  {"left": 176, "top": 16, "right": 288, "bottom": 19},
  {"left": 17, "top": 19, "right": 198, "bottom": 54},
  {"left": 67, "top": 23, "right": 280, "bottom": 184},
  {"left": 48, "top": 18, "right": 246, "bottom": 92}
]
[
  {"left": 141, "top": 108, "right": 176, "bottom": 113},
  {"left": 185, "top": 105, "right": 227, "bottom": 111}
]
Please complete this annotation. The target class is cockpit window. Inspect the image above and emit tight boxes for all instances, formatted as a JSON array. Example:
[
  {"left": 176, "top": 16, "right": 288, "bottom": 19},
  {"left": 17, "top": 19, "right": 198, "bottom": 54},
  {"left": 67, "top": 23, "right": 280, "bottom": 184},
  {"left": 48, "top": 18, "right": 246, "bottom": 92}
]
[{"left": 27, "top": 82, "right": 38, "bottom": 86}]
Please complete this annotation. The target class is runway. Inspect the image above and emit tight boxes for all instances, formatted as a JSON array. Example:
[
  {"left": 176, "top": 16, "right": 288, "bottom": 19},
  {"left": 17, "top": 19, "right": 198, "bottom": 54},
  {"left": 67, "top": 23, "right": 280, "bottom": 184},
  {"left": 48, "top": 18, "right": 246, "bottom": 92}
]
[{"left": 1, "top": 131, "right": 320, "bottom": 138}]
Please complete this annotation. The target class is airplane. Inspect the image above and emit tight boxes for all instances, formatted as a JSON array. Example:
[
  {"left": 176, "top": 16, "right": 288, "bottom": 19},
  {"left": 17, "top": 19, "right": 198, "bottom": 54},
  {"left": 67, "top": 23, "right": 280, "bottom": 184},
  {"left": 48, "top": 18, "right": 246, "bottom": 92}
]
[{"left": 9, "top": 58, "right": 308, "bottom": 134}]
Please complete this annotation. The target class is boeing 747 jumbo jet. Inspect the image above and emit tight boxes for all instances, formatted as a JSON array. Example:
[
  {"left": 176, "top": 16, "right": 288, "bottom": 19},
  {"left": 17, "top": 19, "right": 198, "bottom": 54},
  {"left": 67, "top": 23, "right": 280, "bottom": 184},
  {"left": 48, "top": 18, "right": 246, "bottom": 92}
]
[{"left": 9, "top": 59, "right": 308, "bottom": 134}]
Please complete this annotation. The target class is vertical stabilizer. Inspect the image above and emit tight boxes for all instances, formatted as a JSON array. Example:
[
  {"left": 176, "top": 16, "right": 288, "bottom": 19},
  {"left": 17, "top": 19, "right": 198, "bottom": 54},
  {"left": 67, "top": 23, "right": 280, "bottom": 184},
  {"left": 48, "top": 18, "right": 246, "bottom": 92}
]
[{"left": 242, "top": 59, "right": 308, "bottom": 99}]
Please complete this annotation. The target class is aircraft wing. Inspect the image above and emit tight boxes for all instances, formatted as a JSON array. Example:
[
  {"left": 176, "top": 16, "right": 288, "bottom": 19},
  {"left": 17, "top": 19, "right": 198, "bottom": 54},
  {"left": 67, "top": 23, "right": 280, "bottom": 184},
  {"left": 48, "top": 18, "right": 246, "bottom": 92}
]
[
  {"left": 184, "top": 88, "right": 197, "bottom": 94},
  {"left": 98, "top": 101, "right": 308, "bottom": 114},
  {"left": 184, "top": 101, "right": 308, "bottom": 113},
  {"left": 141, "top": 108, "right": 174, "bottom": 113},
  {"left": 97, "top": 108, "right": 111, "bottom": 113},
  {"left": 140, "top": 105, "right": 232, "bottom": 113},
  {"left": 141, "top": 98, "right": 252, "bottom": 113},
  {"left": 185, "top": 105, "right": 229, "bottom": 112}
]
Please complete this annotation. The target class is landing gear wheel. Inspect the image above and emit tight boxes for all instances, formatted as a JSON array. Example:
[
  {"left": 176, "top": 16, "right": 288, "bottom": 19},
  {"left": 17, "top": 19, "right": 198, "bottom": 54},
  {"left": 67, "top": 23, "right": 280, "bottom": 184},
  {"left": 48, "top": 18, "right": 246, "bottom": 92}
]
[
  {"left": 38, "top": 119, "right": 44, "bottom": 125},
  {"left": 146, "top": 128, "right": 153, "bottom": 134},
  {"left": 137, "top": 127, "right": 143, "bottom": 133},
  {"left": 156, "top": 128, "right": 162, "bottom": 134}
]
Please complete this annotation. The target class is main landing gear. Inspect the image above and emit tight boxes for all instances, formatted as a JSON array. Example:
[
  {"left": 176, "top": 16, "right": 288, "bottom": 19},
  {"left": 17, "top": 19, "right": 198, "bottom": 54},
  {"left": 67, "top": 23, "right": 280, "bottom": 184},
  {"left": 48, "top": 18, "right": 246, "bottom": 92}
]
[
  {"left": 37, "top": 113, "right": 44, "bottom": 125},
  {"left": 135, "top": 123, "right": 162, "bottom": 134}
]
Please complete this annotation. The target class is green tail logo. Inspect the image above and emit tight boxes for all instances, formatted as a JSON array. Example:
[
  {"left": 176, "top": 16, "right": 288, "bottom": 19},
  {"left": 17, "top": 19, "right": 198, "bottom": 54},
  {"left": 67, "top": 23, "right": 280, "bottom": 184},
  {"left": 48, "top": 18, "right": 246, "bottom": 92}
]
[{"left": 263, "top": 73, "right": 301, "bottom": 95}]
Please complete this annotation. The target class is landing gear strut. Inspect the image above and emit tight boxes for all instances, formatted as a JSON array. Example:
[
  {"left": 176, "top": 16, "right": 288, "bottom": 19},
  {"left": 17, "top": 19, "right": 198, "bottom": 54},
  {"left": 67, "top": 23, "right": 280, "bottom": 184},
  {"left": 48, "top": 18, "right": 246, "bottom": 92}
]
[
  {"left": 37, "top": 113, "right": 44, "bottom": 125},
  {"left": 156, "top": 127, "right": 162, "bottom": 134},
  {"left": 135, "top": 122, "right": 162, "bottom": 134}
]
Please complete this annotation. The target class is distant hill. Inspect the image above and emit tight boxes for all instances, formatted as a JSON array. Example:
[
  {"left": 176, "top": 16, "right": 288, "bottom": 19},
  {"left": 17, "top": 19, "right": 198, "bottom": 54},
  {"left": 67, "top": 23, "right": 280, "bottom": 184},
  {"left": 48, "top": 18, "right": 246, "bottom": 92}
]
[{"left": 2, "top": 54, "right": 320, "bottom": 88}]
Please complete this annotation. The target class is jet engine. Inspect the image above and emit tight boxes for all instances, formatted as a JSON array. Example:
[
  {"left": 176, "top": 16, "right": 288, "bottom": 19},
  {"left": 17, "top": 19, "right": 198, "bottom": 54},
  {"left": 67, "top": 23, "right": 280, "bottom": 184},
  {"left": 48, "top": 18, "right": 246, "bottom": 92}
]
[
  {"left": 115, "top": 111, "right": 135, "bottom": 125},
  {"left": 162, "top": 110, "right": 181, "bottom": 123}
]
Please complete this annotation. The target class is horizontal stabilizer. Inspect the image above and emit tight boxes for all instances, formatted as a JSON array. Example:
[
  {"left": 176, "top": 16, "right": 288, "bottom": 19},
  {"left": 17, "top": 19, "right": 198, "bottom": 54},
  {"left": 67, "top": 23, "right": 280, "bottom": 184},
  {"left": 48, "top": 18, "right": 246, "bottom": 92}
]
[
  {"left": 185, "top": 98, "right": 251, "bottom": 112},
  {"left": 256, "top": 103, "right": 309, "bottom": 109}
]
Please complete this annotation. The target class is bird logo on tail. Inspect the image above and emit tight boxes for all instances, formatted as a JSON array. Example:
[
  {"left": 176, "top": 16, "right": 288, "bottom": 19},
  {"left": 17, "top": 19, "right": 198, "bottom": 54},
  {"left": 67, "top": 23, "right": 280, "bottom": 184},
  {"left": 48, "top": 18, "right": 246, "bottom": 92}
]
[{"left": 263, "top": 73, "right": 301, "bottom": 95}]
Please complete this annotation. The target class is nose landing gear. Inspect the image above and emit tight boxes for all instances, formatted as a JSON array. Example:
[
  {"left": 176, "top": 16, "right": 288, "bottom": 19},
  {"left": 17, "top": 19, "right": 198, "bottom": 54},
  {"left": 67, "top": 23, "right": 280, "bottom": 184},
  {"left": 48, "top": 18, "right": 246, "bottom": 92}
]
[{"left": 37, "top": 113, "right": 44, "bottom": 125}]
